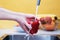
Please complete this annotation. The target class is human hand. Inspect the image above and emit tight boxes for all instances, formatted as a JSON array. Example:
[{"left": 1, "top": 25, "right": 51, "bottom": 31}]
[{"left": 15, "top": 14, "right": 36, "bottom": 34}]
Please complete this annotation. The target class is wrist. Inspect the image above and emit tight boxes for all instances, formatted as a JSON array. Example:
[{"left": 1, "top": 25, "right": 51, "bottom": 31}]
[{"left": 8, "top": 15, "right": 20, "bottom": 21}]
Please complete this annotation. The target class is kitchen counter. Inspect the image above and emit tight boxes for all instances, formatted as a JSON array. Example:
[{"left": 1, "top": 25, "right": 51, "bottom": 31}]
[
  {"left": 0, "top": 29, "right": 60, "bottom": 35},
  {"left": 0, "top": 29, "right": 60, "bottom": 40}
]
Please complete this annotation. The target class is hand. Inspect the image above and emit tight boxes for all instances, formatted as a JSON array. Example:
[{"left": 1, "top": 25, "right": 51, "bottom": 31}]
[
  {"left": 15, "top": 14, "right": 36, "bottom": 35},
  {"left": 26, "top": 15, "right": 39, "bottom": 34}
]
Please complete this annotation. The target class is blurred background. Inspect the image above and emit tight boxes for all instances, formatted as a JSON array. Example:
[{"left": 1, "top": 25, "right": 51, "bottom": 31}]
[{"left": 0, "top": 0, "right": 60, "bottom": 29}]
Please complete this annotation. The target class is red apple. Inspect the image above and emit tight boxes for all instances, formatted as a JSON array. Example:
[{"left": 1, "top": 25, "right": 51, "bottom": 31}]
[
  {"left": 40, "top": 17, "right": 52, "bottom": 24},
  {"left": 40, "top": 17, "right": 55, "bottom": 31},
  {"left": 26, "top": 17, "right": 39, "bottom": 34},
  {"left": 30, "top": 20, "right": 39, "bottom": 34},
  {"left": 45, "top": 17, "right": 52, "bottom": 24},
  {"left": 40, "top": 17, "right": 46, "bottom": 24}
]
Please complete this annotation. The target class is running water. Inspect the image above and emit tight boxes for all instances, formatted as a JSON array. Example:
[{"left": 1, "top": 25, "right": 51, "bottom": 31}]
[
  {"left": 35, "top": 0, "right": 40, "bottom": 20},
  {"left": 24, "top": 6, "right": 39, "bottom": 40},
  {"left": 35, "top": 6, "right": 39, "bottom": 20},
  {"left": 24, "top": 0, "right": 41, "bottom": 40}
]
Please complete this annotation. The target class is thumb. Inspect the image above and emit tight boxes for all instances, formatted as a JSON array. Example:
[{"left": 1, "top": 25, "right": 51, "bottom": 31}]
[{"left": 23, "top": 18, "right": 32, "bottom": 30}]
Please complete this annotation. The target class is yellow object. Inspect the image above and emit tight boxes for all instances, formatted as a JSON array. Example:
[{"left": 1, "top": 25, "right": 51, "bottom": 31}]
[
  {"left": 41, "top": 21, "right": 55, "bottom": 30},
  {"left": 0, "top": 0, "right": 60, "bottom": 29},
  {"left": 0, "top": 34, "right": 8, "bottom": 40}
]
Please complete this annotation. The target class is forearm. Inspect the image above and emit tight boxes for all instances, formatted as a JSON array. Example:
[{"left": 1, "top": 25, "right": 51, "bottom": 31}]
[
  {"left": 0, "top": 8, "right": 34, "bottom": 17},
  {"left": 0, "top": 12, "right": 17, "bottom": 20}
]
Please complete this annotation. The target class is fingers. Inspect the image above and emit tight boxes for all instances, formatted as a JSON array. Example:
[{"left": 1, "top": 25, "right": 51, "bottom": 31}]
[
  {"left": 23, "top": 18, "right": 32, "bottom": 30},
  {"left": 17, "top": 16, "right": 32, "bottom": 30}
]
